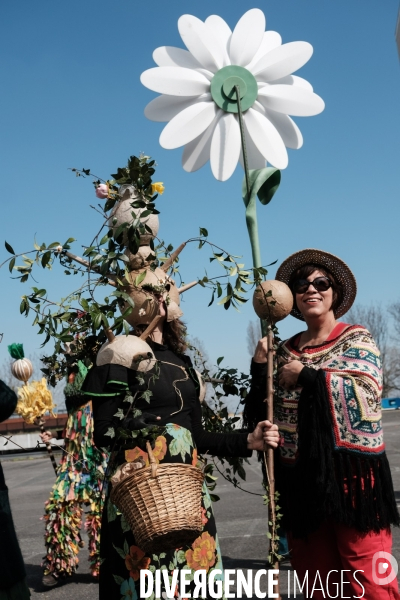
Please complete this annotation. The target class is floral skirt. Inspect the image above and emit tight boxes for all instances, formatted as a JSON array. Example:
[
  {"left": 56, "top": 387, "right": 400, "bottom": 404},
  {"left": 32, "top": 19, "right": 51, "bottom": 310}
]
[{"left": 99, "top": 423, "right": 224, "bottom": 600}]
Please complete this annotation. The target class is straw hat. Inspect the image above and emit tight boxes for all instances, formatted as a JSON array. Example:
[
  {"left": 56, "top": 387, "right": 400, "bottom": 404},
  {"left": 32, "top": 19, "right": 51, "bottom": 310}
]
[{"left": 275, "top": 248, "right": 357, "bottom": 320}]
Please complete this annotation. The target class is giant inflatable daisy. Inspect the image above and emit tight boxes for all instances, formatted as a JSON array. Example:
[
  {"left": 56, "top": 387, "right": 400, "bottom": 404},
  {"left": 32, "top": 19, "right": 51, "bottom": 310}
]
[{"left": 141, "top": 8, "right": 324, "bottom": 181}]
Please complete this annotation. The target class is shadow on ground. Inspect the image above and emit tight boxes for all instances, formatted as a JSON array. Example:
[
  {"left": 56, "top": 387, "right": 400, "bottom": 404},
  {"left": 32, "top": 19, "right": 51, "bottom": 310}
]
[{"left": 26, "top": 563, "right": 97, "bottom": 594}]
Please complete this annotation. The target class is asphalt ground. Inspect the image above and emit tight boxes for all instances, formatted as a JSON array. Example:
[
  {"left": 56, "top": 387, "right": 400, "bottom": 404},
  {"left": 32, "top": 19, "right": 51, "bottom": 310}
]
[{"left": 2, "top": 409, "right": 400, "bottom": 600}]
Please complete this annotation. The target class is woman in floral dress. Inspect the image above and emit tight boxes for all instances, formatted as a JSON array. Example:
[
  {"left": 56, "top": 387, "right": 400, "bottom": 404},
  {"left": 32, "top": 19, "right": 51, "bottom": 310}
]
[{"left": 82, "top": 303, "right": 278, "bottom": 600}]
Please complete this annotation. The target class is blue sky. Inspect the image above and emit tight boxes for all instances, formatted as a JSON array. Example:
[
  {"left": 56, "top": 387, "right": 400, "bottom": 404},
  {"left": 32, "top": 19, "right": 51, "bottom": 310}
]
[{"left": 1, "top": 0, "right": 399, "bottom": 382}]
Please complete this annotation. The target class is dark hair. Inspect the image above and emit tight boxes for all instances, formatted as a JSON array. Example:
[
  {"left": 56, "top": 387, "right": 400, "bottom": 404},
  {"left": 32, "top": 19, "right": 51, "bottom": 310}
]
[
  {"left": 132, "top": 318, "right": 188, "bottom": 355},
  {"left": 288, "top": 263, "right": 344, "bottom": 314}
]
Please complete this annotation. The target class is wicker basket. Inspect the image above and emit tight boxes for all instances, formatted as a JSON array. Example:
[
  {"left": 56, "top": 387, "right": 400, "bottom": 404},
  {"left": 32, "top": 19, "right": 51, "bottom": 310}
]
[{"left": 110, "top": 441, "right": 205, "bottom": 552}]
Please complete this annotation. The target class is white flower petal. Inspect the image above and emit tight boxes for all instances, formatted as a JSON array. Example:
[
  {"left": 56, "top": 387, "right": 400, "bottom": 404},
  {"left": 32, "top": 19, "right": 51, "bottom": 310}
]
[
  {"left": 210, "top": 113, "right": 241, "bottom": 181},
  {"left": 144, "top": 93, "right": 212, "bottom": 122},
  {"left": 160, "top": 102, "right": 218, "bottom": 149},
  {"left": 140, "top": 9, "right": 324, "bottom": 182},
  {"left": 239, "top": 121, "right": 266, "bottom": 170},
  {"left": 258, "top": 85, "right": 324, "bottom": 116},
  {"left": 252, "top": 41, "right": 313, "bottom": 81},
  {"left": 229, "top": 9, "right": 266, "bottom": 67},
  {"left": 182, "top": 114, "right": 221, "bottom": 172},
  {"left": 153, "top": 46, "right": 202, "bottom": 69},
  {"left": 269, "top": 75, "right": 313, "bottom": 91},
  {"left": 246, "top": 31, "right": 282, "bottom": 71},
  {"left": 196, "top": 69, "right": 214, "bottom": 81},
  {"left": 254, "top": 101, "right": 303, "bottom": 149},
  {"left": 178, "top": 14, "right": 225, "bottom": 71},
  {"left": 244, "top": 108, "right": 288, "bottom": 169},
  {"left": 151, "top": 46, "right": 214, "bottom": 79},
  {"left": 141, "top": 67, "right": 210, "bottom": 97},
  {"left": 205, "top": 15, "right": 231, "bottom": 67}
]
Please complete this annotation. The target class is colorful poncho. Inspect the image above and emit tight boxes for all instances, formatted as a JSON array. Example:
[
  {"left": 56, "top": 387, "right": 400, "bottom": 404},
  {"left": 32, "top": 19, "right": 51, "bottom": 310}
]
[
  {"left": 48, "top": 402, "right": 108, "bottom": 504},
  {"left": 276, "top": 323, "right": 383, "bottom": 463},
  {"left": 42, "top": 401, "right": 109, "bottom": 577},
  {"left": 244, "top": 323, "right": 399, "bottom": 538}
]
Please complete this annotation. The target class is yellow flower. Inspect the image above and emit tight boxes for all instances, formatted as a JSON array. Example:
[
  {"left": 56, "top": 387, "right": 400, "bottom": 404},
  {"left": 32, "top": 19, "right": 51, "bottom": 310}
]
[
  {"left": 124, "top": 436, "right": 167, "bottom": 465},
  {"left": 152, "top": 435, "right": 167, "bottom": 462},
  {"left": 185, "top": 531, "right": 216, "bottom": 571},
  {"left": 16, "top": 378, "right": 56, "bottom": 424},
  {"left": 151, "top": 182, "right": 164, "bottom": 195}
]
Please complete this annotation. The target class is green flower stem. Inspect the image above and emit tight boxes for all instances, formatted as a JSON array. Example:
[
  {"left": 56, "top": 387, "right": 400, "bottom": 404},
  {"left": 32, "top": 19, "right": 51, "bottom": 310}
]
[
  {"left": 235, "top": 86, "right": 266, "bottom": 337},
  {"left": 236, "top": 87, "right": 279, "bottom": 589},
  {"left": 244, "top": 193, "right": 263, "bottom": 269}
]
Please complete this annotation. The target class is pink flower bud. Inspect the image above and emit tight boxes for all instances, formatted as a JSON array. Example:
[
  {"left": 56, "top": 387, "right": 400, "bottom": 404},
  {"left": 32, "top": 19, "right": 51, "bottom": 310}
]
[{"left": 95, "top": 184, "right": 109, "bottom": 199}]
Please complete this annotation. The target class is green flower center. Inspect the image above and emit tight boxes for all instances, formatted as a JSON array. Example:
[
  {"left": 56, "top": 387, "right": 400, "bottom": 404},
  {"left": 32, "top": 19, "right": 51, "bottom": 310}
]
[{"left": 210, "top": 65, "right": 258, "bottom": 113}]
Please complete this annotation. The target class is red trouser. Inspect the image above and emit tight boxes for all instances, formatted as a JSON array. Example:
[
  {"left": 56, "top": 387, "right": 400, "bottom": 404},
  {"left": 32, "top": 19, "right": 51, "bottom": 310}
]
[{"left": 287, "top": 521, "right": 399, "bottom": 599}]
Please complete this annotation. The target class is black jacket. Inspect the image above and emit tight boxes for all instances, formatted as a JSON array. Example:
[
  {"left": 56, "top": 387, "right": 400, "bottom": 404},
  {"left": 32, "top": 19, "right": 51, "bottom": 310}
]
[{"left": 0, "top": 379, "right": 28, "bottom": 590}]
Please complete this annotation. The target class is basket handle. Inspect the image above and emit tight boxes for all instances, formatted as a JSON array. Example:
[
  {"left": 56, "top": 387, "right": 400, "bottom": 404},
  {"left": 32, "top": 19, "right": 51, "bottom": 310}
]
[{"left": 146, "top": 441, "right": 158, "bottom": 478}]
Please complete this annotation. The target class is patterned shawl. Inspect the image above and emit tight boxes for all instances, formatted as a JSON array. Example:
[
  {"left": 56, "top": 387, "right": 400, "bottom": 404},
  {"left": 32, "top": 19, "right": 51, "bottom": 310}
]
[
  {"left": 276, "top": 323, "right": 384, "bottom": 464},
  {"left": 248, "top": 324, "right": 399, "bottom": 538}
]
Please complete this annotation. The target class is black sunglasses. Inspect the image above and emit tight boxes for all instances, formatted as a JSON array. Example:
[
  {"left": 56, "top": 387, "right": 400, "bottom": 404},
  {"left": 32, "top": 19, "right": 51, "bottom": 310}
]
[{"left": 293, "top": 276, "right": 332, "bottom": 294}]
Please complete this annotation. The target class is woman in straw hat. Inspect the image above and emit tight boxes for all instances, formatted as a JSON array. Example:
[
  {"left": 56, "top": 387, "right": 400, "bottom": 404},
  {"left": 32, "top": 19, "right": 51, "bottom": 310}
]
[
  {"left": 244, "top": 249, "right": 399, "bottom": 600},
  {"left": 82, "top": 299, "right": 279, "bottom": 600}
]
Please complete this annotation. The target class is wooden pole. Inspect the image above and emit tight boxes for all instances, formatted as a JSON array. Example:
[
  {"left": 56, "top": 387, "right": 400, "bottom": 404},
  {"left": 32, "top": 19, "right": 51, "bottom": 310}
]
[
  {"left": 264, "top": 327, "right": 281, "bottom": 599},
  {"left": 139, "top": 315, "right": 163, "bottom": 341},
  {"left": 236, "top": 83, "right": 280, "bottom": 593},
  {"left": 104, "top": 327, "right": 116, "bottom": 343},
  {"left": 159, "top": 242, "right": 187, "bottom": 272},
  {"left": 177, "top": 281, "right": 199, "bottom": 294},
  {"left": 37, "top": 418, "right": 58, "bottom": 475}
]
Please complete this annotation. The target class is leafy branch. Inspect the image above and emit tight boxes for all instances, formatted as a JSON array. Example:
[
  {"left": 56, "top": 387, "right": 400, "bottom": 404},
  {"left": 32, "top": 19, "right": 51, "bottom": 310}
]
[{"left": 1, "top": 152, "right": 279, "bottom": 508}]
